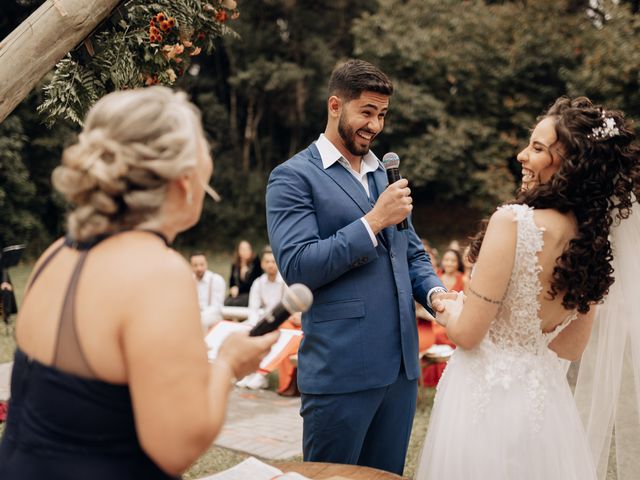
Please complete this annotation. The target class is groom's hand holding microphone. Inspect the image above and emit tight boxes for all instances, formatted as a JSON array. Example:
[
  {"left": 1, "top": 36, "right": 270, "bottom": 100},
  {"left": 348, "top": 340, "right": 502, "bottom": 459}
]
[{"left": 363, "top": 153, "right": 413, "bottom": 235}]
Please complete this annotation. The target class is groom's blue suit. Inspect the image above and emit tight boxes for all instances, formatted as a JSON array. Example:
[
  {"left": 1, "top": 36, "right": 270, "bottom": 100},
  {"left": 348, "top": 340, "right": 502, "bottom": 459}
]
[{"left": 266, "top": 140, "right": 442, "bottom": 474}]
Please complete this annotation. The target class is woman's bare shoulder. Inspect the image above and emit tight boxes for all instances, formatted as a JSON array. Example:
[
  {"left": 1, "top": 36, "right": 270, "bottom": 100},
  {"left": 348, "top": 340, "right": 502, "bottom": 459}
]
[{"left": 532, "top": 208, "right": 578, "bottom": 238}]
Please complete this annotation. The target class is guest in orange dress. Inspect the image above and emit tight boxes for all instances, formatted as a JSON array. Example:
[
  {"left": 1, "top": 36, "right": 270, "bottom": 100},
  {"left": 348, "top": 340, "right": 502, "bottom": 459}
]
[
  {"left": 418, "top": 249, "right": 465, "bottom": 387},
  {"left": 437, "top": 248, "right": 465, "bottom": 292},
  {"left": 416, "top": 302, "right": 436, "bottom": 353},
  {"left": 277, "top": 313, "right": 302, "bottom": 396}
]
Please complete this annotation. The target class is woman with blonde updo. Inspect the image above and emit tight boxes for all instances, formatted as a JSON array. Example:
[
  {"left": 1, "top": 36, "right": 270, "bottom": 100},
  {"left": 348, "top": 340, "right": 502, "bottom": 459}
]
[{"left": 0, "top": 86, "right": 278, "bottom": 480}]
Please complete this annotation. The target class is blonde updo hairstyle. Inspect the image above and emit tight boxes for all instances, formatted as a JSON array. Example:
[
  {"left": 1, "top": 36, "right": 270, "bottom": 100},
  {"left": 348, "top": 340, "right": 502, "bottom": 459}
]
[{"left": 53, "top": 86, "right": 205, "bottom": 242}]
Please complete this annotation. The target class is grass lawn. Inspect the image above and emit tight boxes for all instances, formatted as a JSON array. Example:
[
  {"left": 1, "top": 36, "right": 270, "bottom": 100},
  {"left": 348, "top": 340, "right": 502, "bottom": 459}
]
[{"left": 0, "top": 255, "right": 437, "bottom": 478}]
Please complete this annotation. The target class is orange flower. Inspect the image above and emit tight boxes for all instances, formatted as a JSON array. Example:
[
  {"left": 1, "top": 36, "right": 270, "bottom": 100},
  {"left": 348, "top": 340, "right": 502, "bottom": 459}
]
[
  {"left": 160, "top": 20, "right": 170, "bottom": 32},
  {"left": 156, "top": 34, "right": 163, "bottom": 42},
  {"left": 150, "top": 26, "right": 159, "bottom": 35},
  {"left": 162, "top": 43, "right": 185, "bottom": 60},
  {"left": 145, "top": 75, "right": 158, "bottom": 86},
  {"left": 150, "top": 20, "right": 155, "bottom": 27},
  {"left": 167, "top": 18, "right": 176, "bottom": 28},
  {"left": 215, "top": 10, "right": 228, "bottom": 22},
  {"left": 156, "top": 12, "right": 166, "bottom": 22},
  {"left": 189, "top": 46, "right": 202, "bottom": 56}
]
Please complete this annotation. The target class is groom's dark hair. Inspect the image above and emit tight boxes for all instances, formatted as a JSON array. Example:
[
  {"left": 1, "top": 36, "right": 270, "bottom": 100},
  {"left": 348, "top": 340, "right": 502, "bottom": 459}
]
[{"left": 328, "top": 59, "right": 393, "bottom": 102}]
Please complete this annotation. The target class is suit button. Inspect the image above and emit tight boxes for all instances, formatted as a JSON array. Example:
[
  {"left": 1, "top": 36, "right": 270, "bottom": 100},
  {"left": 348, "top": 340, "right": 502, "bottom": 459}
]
[{"left": 390, "top": 252, "right": 395, "bottom": 259}]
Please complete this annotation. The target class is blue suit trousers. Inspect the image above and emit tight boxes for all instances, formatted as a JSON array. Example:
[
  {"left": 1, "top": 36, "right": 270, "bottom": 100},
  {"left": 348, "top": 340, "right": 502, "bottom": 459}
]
[{"left": 300, "top": 367, "right": 418, "bottom": 475}]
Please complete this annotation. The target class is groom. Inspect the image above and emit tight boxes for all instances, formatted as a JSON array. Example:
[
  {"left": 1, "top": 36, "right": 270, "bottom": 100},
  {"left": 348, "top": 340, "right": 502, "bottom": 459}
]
[{"left": 266, "top": 59, "right": 451, "bottom": 474}]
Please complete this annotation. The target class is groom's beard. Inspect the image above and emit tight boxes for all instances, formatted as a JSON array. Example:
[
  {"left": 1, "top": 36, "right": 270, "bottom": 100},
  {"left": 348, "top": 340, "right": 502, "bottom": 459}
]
[{"left": 338, "top": 112, "right": 374, "bottom": 157}]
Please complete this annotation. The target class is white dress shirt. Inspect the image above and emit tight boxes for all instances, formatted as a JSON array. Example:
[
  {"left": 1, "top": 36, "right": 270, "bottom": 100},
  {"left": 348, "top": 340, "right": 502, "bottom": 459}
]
[
  {"left": 314, "top": 133, "right": 445, "bottom": 308},
  {"left": 195, "top": 270, "right": 226, "bottom": 328},
  {"left": 246, "top": 272, "right": 288, "bottom": 326},
  {"left": 315, "top": 133, "right": 379, "bottom": 246}
]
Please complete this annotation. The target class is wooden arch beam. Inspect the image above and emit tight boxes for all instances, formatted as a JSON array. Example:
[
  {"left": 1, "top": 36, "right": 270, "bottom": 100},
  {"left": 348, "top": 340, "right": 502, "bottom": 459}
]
[{"left": 0, "top": 0, "right": 122, "bottom": 123}]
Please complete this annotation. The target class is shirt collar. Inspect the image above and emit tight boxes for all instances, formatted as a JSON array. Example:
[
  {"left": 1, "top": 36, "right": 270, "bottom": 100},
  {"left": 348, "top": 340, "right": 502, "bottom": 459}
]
[{"left": 315, "top": 133, "right": 380, "bottom": 174}]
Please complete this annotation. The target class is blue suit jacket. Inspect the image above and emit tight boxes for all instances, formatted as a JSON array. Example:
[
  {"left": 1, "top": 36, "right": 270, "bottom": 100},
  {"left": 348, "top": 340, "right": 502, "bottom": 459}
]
[{"left": 266, "top": 143, "right": 443, "bottom": 394}]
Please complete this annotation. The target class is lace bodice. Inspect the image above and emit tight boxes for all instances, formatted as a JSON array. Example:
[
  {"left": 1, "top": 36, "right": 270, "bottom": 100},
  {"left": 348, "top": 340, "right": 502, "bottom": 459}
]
[
  {"left": 442, "top": 204, "right": 577, "bottom": 431},
  {"left": 488, "top": 204, "right": 576, "bottom": 352}
]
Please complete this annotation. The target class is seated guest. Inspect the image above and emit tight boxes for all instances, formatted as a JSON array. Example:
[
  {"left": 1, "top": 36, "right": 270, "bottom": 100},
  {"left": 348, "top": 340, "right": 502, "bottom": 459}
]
[
  {"left": 0, "top": 271, "right": 17, "bottom": 322},
  {"left": 276, "top": 312, "right": 302, "bottom": 397},
  {"left": 224, "top": 240, "right": 262, "bottom": 307},
  {"left": 416, "top": 248, "right": 464, "bottom": 387},
  {"left": 437, "top": 248, "right": 465, "bottom": 292},
  {"left": 245, "top": 246, "right": 286, "bottom": 326},
  {"left": 237, "top": 246, "right": 297, "bottom": 390},
  {"left": 0, "top": 87, "right": 278, "bottom": 480},
  {"left": 190, "top": 253, "right": 226, "bottom": 330}
]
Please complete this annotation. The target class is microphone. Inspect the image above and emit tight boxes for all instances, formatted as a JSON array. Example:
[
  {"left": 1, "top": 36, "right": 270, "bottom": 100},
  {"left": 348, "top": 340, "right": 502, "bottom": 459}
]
[
  {"left": 249, "top": 283, "right": 313, "bottom": 336},
  {"left": 382, "top": 152, "right": 408, "bottom": 231}
]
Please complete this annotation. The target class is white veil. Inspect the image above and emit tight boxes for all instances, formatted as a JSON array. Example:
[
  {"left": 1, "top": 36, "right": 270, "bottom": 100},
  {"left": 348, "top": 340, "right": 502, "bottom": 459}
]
[{"left": 574, "top": 201, "right": 640, "bottom": 479}]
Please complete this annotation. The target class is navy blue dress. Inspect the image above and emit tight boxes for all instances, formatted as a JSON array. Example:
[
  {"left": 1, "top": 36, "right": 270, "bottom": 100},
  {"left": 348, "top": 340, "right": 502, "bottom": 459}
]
[{"left": 0, "top": 235, "right": 178, "bottom": 479}]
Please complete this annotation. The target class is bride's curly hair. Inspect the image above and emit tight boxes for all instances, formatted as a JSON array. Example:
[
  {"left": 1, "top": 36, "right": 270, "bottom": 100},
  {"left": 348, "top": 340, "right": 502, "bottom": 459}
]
[{"left": 469, "top": 96, "right": 640, "bottom": 313}]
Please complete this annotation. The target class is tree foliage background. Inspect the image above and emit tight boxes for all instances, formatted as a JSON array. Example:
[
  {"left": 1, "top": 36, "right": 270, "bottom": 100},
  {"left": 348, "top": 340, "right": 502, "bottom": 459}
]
[{"left": 1, "top": 0, "right": 638, "bottom": 254}]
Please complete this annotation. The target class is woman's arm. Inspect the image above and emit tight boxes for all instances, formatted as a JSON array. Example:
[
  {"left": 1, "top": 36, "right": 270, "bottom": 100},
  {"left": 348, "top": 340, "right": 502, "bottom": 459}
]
[
  {"left": 548, "top": 308, "right": 595, "bottom": 361},
  {"left": 122, "top": 252, "right": 276, "bottom": 475},
  {"left": 437, "top": 208, "right": 517, "bottom": 349}
]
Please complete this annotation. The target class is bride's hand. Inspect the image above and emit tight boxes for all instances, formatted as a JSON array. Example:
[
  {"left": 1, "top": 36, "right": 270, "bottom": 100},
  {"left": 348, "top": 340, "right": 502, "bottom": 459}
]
[{"left": 435, "top": 291, "right": 465, "bottom": 327}]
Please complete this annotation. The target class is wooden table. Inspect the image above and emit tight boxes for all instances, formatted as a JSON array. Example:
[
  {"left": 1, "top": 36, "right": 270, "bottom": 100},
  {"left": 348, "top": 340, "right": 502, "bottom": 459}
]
[{"left": 272, "top": 461, "right": 407, "bottom": 479}]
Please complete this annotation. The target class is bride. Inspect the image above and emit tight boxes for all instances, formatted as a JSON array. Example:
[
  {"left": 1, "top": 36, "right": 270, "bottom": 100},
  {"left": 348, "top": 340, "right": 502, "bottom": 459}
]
[{"left": 415, "top": 96, "right": 640, "bottom": 479}]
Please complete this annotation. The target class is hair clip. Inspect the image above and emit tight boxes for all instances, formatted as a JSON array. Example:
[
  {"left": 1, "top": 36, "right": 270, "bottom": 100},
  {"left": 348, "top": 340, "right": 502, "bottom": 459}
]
[{"left": 587, "top": 111, "right": 620, "bottom": 141}]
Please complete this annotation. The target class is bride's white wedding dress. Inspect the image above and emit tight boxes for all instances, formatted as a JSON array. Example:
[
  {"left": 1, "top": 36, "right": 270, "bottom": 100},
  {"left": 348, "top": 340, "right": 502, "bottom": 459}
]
[{"left": 415, "top": 204, "right": 596, "bottom": 480}]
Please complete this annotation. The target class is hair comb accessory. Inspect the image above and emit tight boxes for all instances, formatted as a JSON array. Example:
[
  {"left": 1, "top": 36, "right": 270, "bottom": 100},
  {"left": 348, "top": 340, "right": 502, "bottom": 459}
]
[{"left": 587, "top": 110, "right": 620, "bottom": 141}]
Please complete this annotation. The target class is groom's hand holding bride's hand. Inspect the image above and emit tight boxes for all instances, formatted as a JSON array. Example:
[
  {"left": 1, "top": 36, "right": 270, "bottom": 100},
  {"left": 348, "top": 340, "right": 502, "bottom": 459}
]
[
  {"left": 431, "top": 291, "right": 461, "bottom": 314},
  {"left": 434, "top": 291, "right": 465, "bottom": 327}
]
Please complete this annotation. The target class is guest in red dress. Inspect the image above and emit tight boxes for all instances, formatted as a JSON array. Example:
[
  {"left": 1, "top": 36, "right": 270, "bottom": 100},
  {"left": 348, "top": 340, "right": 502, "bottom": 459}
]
[
  {"left": 437, "top": 248, "right": 465, "bottom": 292},
  {"left": 418, "top": 248, "right": 466, "bottom": 387}
]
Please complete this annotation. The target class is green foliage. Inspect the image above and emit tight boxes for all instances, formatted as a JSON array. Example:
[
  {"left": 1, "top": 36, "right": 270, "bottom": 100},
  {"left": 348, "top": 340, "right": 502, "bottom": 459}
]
[
  {"left": 2, "top": 0, "right": 640, "bottom": 251},
  {"left": 38, "top": 56, "right": 104, "bottom": 126},
  {"left": 566, "top": 4, "right": 640, "bottom": 118},
  {"left": 352, "top": 0, "right": 637, "bottom": 212},
  {"left": 0, "top": 117, "right": 43, "bottom": 247},
  {"left": 38, "top": 0, "right": 240, "bottom": 126}
]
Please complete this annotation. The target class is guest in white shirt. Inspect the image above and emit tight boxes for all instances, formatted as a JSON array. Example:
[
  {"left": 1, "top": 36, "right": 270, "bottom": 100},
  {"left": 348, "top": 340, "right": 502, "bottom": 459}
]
[
  {"left": 238, "top": 246, "right": 289, "bottom": 390},
  {"left": 245, "top": 247, "right": 288, "bottom": 327},
  {"left": 190, "top": 253, "right": 226, "bottom": 330}
]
